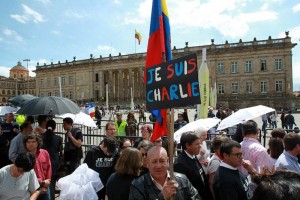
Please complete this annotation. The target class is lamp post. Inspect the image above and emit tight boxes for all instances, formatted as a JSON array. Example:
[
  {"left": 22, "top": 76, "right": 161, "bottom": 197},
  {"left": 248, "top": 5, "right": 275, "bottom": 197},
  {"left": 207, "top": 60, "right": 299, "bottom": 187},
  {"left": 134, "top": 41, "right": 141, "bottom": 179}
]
[{"left": 23, "top": 58, "right": 30, "bottom": 93}]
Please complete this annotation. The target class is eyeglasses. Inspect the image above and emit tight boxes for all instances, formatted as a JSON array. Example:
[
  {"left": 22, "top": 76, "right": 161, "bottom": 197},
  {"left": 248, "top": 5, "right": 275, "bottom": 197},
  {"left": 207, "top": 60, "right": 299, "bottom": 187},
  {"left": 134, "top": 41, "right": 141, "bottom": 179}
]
[
  {"left": 141, "top": 153, "right": 147, "bottom": 157},
  {"left": 230, "top": 153, "right": 243, "bottom": 158}
]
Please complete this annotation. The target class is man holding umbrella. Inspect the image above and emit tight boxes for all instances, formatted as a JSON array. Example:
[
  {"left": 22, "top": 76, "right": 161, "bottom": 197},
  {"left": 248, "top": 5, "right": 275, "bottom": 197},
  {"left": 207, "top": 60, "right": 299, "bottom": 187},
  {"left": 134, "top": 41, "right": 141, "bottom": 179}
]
[{"left": 63, "top": 117, "right": 83, "bottom": 174}]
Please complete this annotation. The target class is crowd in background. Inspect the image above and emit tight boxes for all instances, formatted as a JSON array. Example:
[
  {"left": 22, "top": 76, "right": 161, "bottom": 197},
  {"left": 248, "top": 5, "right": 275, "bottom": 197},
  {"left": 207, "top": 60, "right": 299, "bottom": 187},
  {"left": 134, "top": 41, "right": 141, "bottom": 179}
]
[{"left": 0, "top": 107, "right": 300, "bottom": 200}]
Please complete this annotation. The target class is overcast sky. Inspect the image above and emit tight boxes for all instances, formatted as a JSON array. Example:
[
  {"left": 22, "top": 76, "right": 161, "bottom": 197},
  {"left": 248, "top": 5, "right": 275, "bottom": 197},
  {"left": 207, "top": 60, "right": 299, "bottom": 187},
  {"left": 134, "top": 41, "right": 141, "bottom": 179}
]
[{"left": 0, "top": 0, "right": 299, "bottom": 90}]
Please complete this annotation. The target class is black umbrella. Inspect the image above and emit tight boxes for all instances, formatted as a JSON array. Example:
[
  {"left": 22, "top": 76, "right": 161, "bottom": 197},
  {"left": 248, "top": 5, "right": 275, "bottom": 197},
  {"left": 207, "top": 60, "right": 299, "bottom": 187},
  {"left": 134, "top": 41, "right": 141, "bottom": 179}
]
[
  {"left": 16, "top": 96, "right": 81, "bottom": 115},
  {"left": 8, "top": 94, "right": 38, "bottom": 107}
]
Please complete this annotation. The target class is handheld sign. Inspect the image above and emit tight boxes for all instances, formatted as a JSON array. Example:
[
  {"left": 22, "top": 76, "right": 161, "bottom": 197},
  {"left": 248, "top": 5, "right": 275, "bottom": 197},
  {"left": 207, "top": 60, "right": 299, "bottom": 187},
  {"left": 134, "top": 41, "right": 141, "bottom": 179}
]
[{"left": 146, "top": 54, "right": 200, "bottom": 110}]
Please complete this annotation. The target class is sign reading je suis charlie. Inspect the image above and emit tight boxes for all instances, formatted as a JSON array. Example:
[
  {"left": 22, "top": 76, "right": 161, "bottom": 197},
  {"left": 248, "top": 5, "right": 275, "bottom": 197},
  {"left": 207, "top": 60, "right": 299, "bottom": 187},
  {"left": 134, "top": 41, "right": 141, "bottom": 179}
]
[{"left": 146, "top": 53, "right": 200, "bottom": 110}]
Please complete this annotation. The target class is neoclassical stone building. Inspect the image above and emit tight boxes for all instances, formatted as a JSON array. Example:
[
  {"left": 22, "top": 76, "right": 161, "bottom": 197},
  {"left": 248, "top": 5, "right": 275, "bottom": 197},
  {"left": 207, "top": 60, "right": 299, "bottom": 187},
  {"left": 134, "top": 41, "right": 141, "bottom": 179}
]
[
  {"left": 0, "top": 62, "right": 36, "bottom": 104},
  {"left": 34, "top": 33, "right": 298, "bottom": 110}
]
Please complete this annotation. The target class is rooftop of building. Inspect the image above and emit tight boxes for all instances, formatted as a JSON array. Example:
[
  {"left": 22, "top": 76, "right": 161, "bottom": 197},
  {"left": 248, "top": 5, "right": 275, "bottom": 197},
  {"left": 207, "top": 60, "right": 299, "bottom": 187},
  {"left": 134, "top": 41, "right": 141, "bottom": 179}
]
[{"left": 10, "top": 61, "right": 28, "bottom": 71}]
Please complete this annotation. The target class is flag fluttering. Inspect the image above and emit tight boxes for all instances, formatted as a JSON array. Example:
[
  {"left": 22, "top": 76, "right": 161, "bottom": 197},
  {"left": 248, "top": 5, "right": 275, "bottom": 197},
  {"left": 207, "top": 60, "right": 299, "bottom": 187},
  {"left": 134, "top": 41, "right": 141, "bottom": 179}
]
[
  {"left": 135, "top": 30, "right": 142, "bottom": 45},
  {"left": 145, "top": 0, "right": 172, "bottom": 142}
]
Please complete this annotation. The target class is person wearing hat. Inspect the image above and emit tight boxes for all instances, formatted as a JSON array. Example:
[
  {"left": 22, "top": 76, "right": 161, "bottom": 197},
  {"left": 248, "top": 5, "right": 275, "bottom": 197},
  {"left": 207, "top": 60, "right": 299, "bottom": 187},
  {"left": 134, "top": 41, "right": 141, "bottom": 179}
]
[{"left": 114, "top": 112, "right": 128, "bottom": 136}]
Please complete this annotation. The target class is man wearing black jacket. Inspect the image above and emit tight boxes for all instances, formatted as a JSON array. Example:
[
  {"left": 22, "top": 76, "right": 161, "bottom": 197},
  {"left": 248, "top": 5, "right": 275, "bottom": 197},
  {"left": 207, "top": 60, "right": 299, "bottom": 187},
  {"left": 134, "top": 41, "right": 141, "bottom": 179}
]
[
  {"left": 174, "top": 132, "right": 212, "bottom": 200},
  {"left": 84, "top": 137, "right": 118, "bottom": 200}
]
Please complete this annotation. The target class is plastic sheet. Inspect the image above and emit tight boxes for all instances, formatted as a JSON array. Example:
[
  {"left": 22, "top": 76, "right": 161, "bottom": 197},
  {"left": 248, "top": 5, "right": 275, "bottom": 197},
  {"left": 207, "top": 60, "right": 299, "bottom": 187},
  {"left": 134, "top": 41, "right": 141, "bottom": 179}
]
[{"left": 57, "top": 163, "right": 103, "bottom": 200}]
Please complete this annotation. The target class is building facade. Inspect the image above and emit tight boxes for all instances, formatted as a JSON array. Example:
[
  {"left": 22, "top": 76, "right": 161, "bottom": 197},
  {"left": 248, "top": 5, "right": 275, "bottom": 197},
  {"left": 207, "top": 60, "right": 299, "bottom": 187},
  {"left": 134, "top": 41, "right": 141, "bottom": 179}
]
[
  {"left": 0, "top": 61, "right": 36, "bottom": 104},
  {"left": 34, "top": 33, "right": 298, "bottom": 110}
]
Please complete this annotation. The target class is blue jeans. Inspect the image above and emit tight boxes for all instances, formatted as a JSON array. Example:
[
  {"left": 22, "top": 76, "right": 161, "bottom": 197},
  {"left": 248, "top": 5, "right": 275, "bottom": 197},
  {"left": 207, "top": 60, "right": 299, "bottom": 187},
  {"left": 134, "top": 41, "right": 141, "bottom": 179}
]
[{"left": 37, "top": 188, "right": 51, "bottom": 200}]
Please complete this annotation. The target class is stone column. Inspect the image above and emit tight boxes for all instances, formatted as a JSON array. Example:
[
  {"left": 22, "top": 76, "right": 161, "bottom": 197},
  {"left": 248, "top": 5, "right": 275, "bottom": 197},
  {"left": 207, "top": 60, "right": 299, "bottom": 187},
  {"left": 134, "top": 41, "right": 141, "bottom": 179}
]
[
  {"left": 133, "top": 68, "right": 138, "bottom": 100},
  {"left": 99, "top": 70, "right": 104, "bottom": 100},
  {"left": 139, "top": 67, "right": 144, "bottom": 100},
  {"left": 114, "top": 70, "right": 119, "bottom": 101},
  {"left": 108, "top": 70, "right": 113, "bottom": 99},
  {"left": 118, "top": 69, "right": 123, "bottom": 101}
]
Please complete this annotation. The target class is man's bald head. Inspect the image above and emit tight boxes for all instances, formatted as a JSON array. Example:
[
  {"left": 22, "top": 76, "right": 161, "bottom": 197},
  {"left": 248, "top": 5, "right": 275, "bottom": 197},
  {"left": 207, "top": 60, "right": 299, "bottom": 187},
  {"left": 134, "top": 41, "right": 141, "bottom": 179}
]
[{"left": 147, "top": 146, "right": 168, "bottom": 159}]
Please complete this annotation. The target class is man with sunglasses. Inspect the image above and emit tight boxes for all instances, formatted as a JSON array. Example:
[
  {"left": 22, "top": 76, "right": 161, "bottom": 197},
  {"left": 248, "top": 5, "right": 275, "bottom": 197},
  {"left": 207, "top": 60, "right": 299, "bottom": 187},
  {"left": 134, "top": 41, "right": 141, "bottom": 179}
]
[{"left": 213, "top": 140, "right": 251, "bottom": 200}]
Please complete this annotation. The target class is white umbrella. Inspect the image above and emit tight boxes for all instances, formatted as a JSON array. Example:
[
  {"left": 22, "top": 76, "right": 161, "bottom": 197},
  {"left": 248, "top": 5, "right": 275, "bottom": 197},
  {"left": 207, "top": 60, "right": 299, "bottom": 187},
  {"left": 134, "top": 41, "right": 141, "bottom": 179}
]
[
  {"left": 174, "top": 118, "right": 220, "bottom": 143},
  {"left": 0, "top": 106, "right": 18, "bottom": 115},
  {"left": 57, "top": 112, "right": 97, "bottom": 128},
  {"left": 217, "top": 105, "right": 275, "bottom": 131}
]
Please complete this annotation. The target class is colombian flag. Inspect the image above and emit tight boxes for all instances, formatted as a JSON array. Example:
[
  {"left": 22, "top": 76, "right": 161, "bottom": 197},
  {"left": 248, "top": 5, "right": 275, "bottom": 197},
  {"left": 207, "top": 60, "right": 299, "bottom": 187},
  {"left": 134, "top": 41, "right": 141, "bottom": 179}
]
[
  {"left": 135, "top": 30, "right": 142, "bottom": 45},
  {"left": 145, "top": 0, "right": 172, "bottom": 142}
]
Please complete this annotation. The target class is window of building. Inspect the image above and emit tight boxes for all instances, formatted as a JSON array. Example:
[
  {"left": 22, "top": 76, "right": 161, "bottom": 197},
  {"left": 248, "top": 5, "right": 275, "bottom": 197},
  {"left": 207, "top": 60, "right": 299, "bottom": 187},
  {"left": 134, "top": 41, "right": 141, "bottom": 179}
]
[
  {"left": 54, "top": 90, "right": 58, "bottom": 96},
  {"left": 40, "top": 92, "right": 44, "bottom": 97},
  {"left": 47, "top": 78, "right": 51, "bottom": 87},
  {"left": 12, "top": 90, "right": 15, "bottom": 95},
  {"left": 40, "top": 79, "right": 44, "bottom": 88},
  {"left": 69, "top": 91, "right": 73, "bottom": 99},
  {"left": 62, "top": 92, "right": 65, "bottom": 97},
  {"left": 245, "top": 61, "right": 252, "bottom": 73},
  {"left": 61, "top": 76, "right": 65, "bottom": 85},
  {"left": 231, "top": 62, "right": 238, "bottom": 73},
  {"left": 69, "top": 76, "right": 73, "bottom": 85},
  {"left": 246, "top": 82, "right": 253, "bottom": 93},
  {"left": 218, "top": 84, "right": 224, "bottom": 94},
  {"left": 217, "top": 63, "right": 224, "bottom": 74},
  {"left": 231, "top": 83, "right": 239, "bottom": 94},
  {"left": 275, "top": 59, "right": 282, "bottom": 71},
  {"left": 54, "top": 78, "right": 58, "bottom": 86},
  {"left": 48, "top": 92, "right": 52, "bottom": 96},
  {"left": 260, "top": 60, "right": 267, "bottom": 71},
  {"left": 260, "top": 81, "right": 267, "bottom": 93},
  {"left": 275, "top": 81, "right": 283, "bottom": 92},
  {"left": 7, "top": 90, "right": 11, "bottom": 95},
  {"left": 95, "top": 73, "right": 99, "bottom": 82}
]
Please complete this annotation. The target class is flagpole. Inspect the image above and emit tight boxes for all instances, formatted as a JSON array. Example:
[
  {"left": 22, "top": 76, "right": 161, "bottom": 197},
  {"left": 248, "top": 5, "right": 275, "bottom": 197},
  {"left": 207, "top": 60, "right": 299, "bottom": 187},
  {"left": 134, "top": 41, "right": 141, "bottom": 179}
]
[
  {"left": 168, "top": 108, "right": 175, "bottom": 180},
  {"left": 135, "top": 29, "right": 136, "bottom": 54}
]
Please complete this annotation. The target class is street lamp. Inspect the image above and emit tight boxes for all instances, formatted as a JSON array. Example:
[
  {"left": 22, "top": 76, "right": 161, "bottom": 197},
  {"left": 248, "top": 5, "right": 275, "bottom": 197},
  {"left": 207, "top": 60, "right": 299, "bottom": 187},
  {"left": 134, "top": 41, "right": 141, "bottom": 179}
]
[{"left": 23, "top": 58, "right": 30, "bottom": 93}]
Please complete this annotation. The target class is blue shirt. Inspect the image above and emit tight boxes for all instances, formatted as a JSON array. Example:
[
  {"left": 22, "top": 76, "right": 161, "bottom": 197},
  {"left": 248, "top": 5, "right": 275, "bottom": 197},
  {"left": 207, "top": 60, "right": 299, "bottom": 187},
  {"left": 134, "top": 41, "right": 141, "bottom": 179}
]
[{"left": 275, "top": 150, "right": 300, "bottom": 172}]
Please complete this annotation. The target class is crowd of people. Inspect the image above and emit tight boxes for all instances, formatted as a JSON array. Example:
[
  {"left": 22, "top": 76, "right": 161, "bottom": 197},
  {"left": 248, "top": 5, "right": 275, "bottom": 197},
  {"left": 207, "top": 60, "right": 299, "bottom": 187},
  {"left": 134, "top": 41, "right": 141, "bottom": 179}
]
[{"left": 0, "top": 108, "right": 300, "bottom": 200}]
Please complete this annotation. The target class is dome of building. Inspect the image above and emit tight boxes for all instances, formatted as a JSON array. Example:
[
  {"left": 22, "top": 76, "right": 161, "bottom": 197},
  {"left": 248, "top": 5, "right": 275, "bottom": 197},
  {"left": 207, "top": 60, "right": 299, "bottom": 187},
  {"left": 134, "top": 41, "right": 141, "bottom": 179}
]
[{"left": 10, "top": 61, "right": 28, "bottom": 71}]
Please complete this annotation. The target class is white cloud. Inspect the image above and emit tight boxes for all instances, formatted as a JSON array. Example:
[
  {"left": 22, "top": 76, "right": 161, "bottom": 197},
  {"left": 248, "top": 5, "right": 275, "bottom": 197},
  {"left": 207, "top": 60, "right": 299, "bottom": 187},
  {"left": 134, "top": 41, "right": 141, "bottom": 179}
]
[
  {"left": 94, "top": 45, "right": 119, "bottom": 56},
  {"left": 3, "top": 28, "right": 23, "bottom": 42},
  {"left": 293, "top": 3, "right": 300, "bottom": 12},
  {"left": 0, "top": 66, "right": 10, "bottom": 78},
  {"left": 51, "top": 30, "right": 60, "bottom": 35},
  {"left": 127, "top": 0, "right": 278, "bottom": 39},
  {"left": 64, "top": 10, "right": 84, "bottom": 19},
  {"left": 35, "top": 0, "right": 50, "bottom": 4},
  {"left": 11, "top": 4, "right": 45, "bottom": 24},
  {"left": 0, "top": 37, "right": 3, "bottom": 43},
  {"left": 278, "top": 26, "right": 300, "bottom": 43},
  {"left": 113, "top": 0, "right": 121, "bottom": 4}
]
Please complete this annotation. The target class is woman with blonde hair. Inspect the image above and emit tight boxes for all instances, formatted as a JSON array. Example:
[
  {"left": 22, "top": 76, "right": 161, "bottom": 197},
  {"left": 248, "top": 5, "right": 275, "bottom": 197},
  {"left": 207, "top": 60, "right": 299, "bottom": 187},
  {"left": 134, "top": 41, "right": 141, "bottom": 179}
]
[{"left": 105, "top": 147, "right": 143, "bottom": 200}]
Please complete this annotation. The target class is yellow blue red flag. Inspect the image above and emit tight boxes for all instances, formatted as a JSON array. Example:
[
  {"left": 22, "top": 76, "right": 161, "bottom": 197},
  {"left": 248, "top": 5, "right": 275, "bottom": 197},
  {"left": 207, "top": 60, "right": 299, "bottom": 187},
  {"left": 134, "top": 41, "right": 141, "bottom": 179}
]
[
  {"left": 135, "top": 30, "right": 142, "bottom": 45},
  {"left": 145, "top": 0, "right": 172, "bottom": 142}
]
